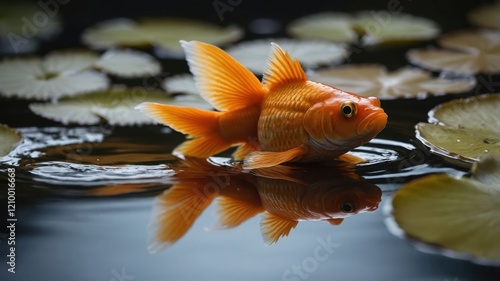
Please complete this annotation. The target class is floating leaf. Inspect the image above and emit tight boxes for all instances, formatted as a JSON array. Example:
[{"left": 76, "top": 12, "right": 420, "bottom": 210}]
[
  {"left": 0, "top": 124, "right": 22, "bottom": 157},
  {"left": 355, "top": 12, "right": 440, "bottom": 46},
  {"left": 0, "top": 48, "right": 163, "bottom": 100},
  {"left": 286, "top": 12, "right": 357, "bottom": 43},
  {"left": 416, "top": 94, "right": 500, "bottom": 164},
  {"left": 286, "top": 12, "right": 439, "bottom": 47},
  {"left": 389, "top": 155, "right": 500, "bottom": 265},
  {"left": 0, "top": 53, "right": 108, "bottom": 100},
  {"left": 407, "top": 30, "right": 500, "bottom": 74},
  {"left": 468, "top": 1, "right": 500, "bottom": 29},
  {"left": 162, "top": 74, "right": 199, "bottom": 95},
  {"left": 29, "top": 86, "right": 212, "bottom": 126},
  {"left": 94, "top": 49, "right": 161, "bottom": 78},
  {"left": 0, "top": 3, "right": 62, "bottom": 54},
  {"left": 309, "top": 64, "right": 475, "bottom": 99},
  {"left": 82, "top": 17, "right": 243, "bottom": 54},
  {"left": 226, "top": 38, "right": 349, "bottom": 74}
]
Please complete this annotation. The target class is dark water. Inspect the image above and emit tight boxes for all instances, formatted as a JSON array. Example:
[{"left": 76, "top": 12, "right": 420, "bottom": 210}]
[{"left": 2, "top": 0, "right": 500, "bottom": 280}]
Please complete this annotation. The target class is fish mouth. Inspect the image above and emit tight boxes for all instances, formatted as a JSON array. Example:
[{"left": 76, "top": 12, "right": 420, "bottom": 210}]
[{"left": 357, "top": 111, "right": 388, "bottom": 135}]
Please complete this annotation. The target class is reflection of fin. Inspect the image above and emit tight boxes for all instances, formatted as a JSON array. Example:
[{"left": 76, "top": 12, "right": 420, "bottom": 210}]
[
  {"left": 148, "top": 181, "right": 216, "bottom": 253},
  {"left": 215, "top": 197, "right": 264, "bottom": 229},
  {"left": 337, "top": 153, "right": 366, "bottom": 164},
  {"left": 252, "top": 165, "right": 305, "bottom": 184},
  {"left": 232, "top": 141, "right": 259, "bottom": 161},
  {"left": 327, "top": 218, "right": 344, "bottom": 225},
  {"left": 261, "top": 212, "right": 299, "bottom": 245},
  {"left": 89, "top": 183, "right": 150, "bottom": 196},
  {"left": 262, "top": 42, "right": 307, "bottom": 90},
  {"left": 243, "top": 146, "right": 308, "bottom": 169}
]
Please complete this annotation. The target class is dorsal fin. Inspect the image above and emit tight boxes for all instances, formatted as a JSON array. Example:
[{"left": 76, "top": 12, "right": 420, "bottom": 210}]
[
  {"left": 180, "top": 40, "right": 267, "bottom": 111},
  {"left": 260, "top": 212, "right": 298, "bottom": 245},
  {"left": 215, "top": 197, "right": 264, "bottom": 229},
  {"left": 262, "top": 42, "right": 307, "bottom": 90}
]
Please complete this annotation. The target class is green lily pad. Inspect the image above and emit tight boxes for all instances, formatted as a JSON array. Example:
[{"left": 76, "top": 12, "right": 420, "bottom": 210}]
[
  {"left": 0, "top": 124, "right": 22, "bottom": 157},
  {"left": 29, "top": 86, "right": 212, "bottom": 125},
  {"left": 309, "top": 64, "right": 475, "bottom": 99},
  {"left": 468, "top": 1, "right": 500, "bottom": 29},
  {"left": 407, "top": 30, "right": 500, "bottom": 74},
  {"left": 416, "top": 94, "right": 500, "bottom": 164},
  {"left": 225, "top": 38, "right": 349, "bottom": 74},
  {"left": 162, "top": 74, "right": 199, "bottom": 95},
  {"left": 82, "top": 17, "right": 243, "bottom": 54},
  {"left": 286, "top": 12, "right": 357, "bottom": 43},
  {"left": 355, "top": 12, "right": 440, "bottom": 46},
  {"left": 0, "top": 48, "right": 162, "bottom": 100},
  {"left": 93, "top": 48, "right": 161, "bottom": 78},
  {"left": 286, "top": 12, "right": 439, "bottom": 46},
  {"left": 389, "top": 155, "right": 500, "bottom": 265}
]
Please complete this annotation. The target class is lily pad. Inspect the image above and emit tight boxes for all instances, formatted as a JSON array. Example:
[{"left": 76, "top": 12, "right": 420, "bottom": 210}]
[
  {"left": 468, "top": 1, "right": 500, "bottom": 29},
  {"left": 0, "top": 53, "right": 108, "bottom": 100},
  {"left": 355, "top": 12, "right": 440, "bottom": 46},
  {"left": 389, "top": 155, "right": 500, "bottom": 265},
  {"left": 309, "top": 64, "right": 476, "bottom": 99},
  {"left": 162, "top": 74, "right": 199, "bottom": 95},
  {"left": 407, "top": 30, "right": 500, "bottom": 74},
  {"left": 94, "top": 49, "right": 161, "bottom": 78},
  {"left": 29, "top": 86, "right": 212, "bottom": 125},
  {"left": 0, "top": 124, "right": 22, "bottom": 157},
  {"left": 0, "top": 2, "right": 62, "bottom": 54},
  {"left": 225, "top": 38, "right": 349, "bottom": 74},
  {"left": 82, "top": 17, "right": 243, "bottom": 54},
  {"left": 0, "top": 48, "right": 162, "bottom": 100},
  {"left": 416, "top": 94, "right": 500, "bottom": 164},
  {"left": 286, "top": 12, "right": 357, "bottom": 43}
]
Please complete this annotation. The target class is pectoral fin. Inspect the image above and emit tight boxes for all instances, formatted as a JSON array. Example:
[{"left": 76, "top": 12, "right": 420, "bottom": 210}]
[
  {"left": 327, "top": 218, "right": 344, "bottom": 225},
  {"left": 243, "top": 145, "right": 308, "bottom": 169},
  {"left": 261, "top": 212, "right": 298, "bottom": 245},
  {"left": 337, "top": 153, "right": 366, "bottom": 164},
  {"left": 215, "top": 196, "right": 264, "bottom": 229}
]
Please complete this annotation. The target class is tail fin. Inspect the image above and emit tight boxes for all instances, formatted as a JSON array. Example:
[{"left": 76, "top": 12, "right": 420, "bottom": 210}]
[
  {"left": 148, "top": 180, "right": 217, "bottom": 252},
  {"left": 136, "top": 102, "right": 232, "bottom": 158}
]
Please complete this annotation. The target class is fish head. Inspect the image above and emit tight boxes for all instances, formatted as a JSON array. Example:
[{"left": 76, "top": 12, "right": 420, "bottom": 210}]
[
  {"left": 300, "top": 174, "right": 382, "bottom": 219},
  {"left": 304, "top": 88, "right": 387, "bottom": 151}
]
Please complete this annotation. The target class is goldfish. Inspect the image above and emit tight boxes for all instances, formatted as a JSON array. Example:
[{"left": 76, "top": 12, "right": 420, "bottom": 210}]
[
  {"left": 144, "top": 157, "right": 381, "bottom": 251},
  {"left": 136, "top": 41, "right": 387, "bottom": 169}
]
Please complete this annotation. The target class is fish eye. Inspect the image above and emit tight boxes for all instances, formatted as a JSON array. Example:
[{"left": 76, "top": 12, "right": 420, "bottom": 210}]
[
  {"left": 340, "top": 101, "right": 357, "bottom": 118},
  {"left": 340, "top": 201, "right": 356, "bottom": 213}
]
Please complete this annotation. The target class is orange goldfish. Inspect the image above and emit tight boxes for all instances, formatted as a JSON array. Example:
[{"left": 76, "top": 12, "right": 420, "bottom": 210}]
[
  {"left": 147, "top": 158, "right": 381, "bottom": 251},
  {"left": 136, "top": 41, "right": 387, "bottom": 169}
]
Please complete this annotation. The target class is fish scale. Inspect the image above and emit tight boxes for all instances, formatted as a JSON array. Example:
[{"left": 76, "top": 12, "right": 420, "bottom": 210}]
[{"left": 258, "top": 81, "right": 333, "bottom": 152}]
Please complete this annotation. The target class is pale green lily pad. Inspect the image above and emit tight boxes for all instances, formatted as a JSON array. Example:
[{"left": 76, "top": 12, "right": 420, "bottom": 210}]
[
  {"left": 0, "top": 124, "right": 22, "bottom": 157},
  {"left": 82, "top": 17, "right": 243, "bottom": 54},
  {"left": 468, "top": 1, "right": 500, "bottom": 29},
  {"left": 416, "top": 94, "right": 500, "bottom": 165},
  {"left": 0, "top": 48, "right": 163, "bottom": 100},
  {"left": 0, "top": 52, "right": 108, "bottom": 100},
  {"left": 0, "top": 2, "right": 62, "bottom": 54},
  {"left": 389, "top": 155, "right": 500, "bottom": 265},
  {"left": 162, "top": 74, "right": 199, "bottom": 95},
  {"left": 29, "top": 86, "right": 212, "bottom": 126},
  {"left": 407, "top": 30, "right": 500, "bottom": 74},
  {"left": 286, "top": 12, "right": 357, "bottom": 43},
  {"left": 285, "top": 12, "right": 439, "bottom": 47},
  {"left": 355, "top": 12, "right": 440, "bottom": 46},
  {"left": 94, "top": 49, "right": 161, "bottom": 78},
  {"left": 309, "top": 64, "right": 475, "bottom": 99},
  {"left": 226, "top": 38, "right": 349, "bottom": 74}
]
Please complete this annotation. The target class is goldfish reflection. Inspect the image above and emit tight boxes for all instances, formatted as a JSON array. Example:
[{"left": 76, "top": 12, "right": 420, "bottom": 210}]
[{"left": 148, "top": 158, "right": 381, "bottom": 252}]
